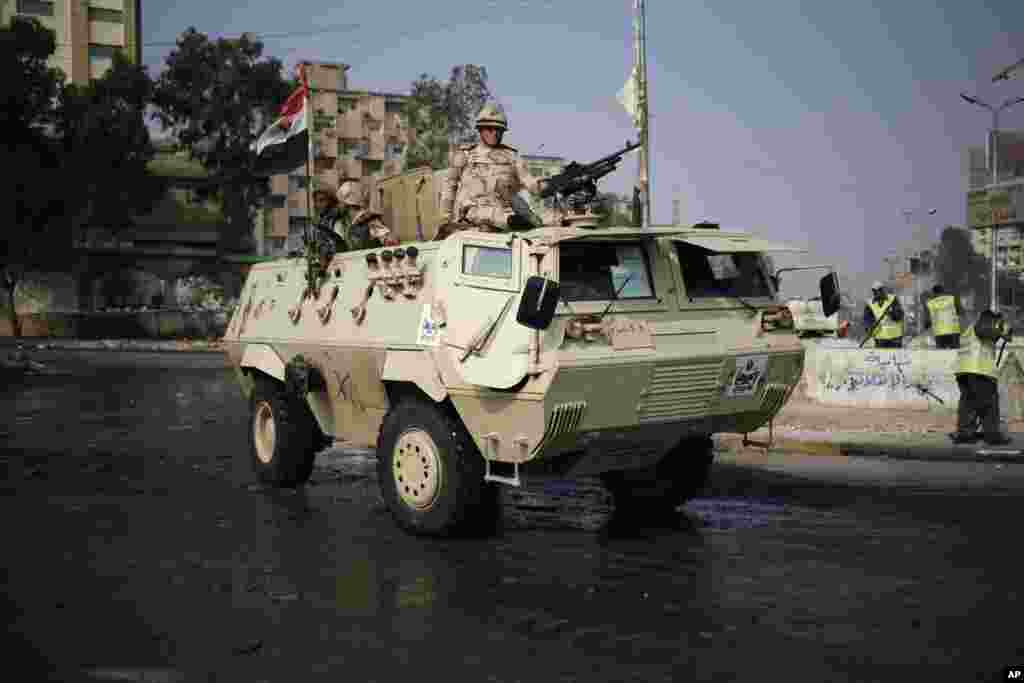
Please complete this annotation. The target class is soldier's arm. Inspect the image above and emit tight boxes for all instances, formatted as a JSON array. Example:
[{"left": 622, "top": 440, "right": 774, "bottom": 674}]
[
  {"left": 369, "top": 218, "right": 399, "bottom": 246},
  {"left": 442, "top": 151, "right": 466, "bottom": 222},
  {"left": 955, "top": 295, "right": 963, "bottom": 316}
]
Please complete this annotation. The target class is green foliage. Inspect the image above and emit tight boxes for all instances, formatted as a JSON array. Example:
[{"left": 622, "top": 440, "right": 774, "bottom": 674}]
[
  {"left": 401, "top": 65, "right": 491, "bottom": 171},
  {"left": 935, "top": 226, "right": 991, "bottom": 310},
  {"left": 0, "top": 18, "right": 68, "bottom": 336},
  {"left": 0, "top": 16, "right": 63, "bottom": 132},
  {"left": 57, "top": 52, "right": 166, "bottom": 231},
  {"left": 595, "top": 193, "right": 636, "bottom": 227},
  {"left": 152, "top": 28, "right": 291, "bottom": 251}
]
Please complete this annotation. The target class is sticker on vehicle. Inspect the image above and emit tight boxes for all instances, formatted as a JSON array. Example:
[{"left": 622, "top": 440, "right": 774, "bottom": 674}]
[
  {"left": 417, "top": 303, "right": 441, "bottom": 346},
  {"left": 726, "top": 354, "right": 769, "bottom": 398}
]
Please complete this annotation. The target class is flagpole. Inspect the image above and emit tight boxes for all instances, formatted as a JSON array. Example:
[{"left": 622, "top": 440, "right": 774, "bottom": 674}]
[
  {"left": 303, "top": 64, "right": 314, "bottom": 250},
  {"left": 640, "top": 0, "right": 651, "bottom": 228}
]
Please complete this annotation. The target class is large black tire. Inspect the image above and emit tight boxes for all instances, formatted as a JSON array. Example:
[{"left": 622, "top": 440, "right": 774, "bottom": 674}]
[
  {"left": 376, "top": 398, "right": 500, "bottom": 537},
  {"left": 600, "top": 435, "right": 714, "bottom": 514},
  {"left": 248, "top": 375, "right": 323, "bottom": 487}
]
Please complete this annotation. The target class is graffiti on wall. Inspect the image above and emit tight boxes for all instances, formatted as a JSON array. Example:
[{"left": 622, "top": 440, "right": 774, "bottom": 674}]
[{"left": 819, "top": 349, "right": 956, "bottom": 405}]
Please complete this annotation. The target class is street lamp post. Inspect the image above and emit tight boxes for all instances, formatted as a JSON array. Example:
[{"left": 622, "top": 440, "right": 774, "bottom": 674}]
[{"left": 960, "top": 93, "right": 1024, "bottom": 313}]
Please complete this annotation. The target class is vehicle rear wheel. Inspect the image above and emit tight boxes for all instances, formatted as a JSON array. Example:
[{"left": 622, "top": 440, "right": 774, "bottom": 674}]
[
  {"left": 248, "top": 375, "right": 323, "bottom": 487},
  {"left": 376, "top": 398, "right": 500, "bottom": 537},
  {"left": 600, "top": 435, "right": 714, "bottom": 513}
]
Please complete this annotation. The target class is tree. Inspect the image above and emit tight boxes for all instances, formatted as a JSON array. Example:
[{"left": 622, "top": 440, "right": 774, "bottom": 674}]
[
  {"left": 57, "top": 52, "right": 165, "bottom": 237},
  {"left": 402, "top": 65, "right": 491, "bottom": 171},
  {"left": 595, "top": 192, "right": 635, "bottom": 227},
  {"left": 0, "top": 17, "right": 67, "bottom": 338},
  {"left": 152, "top": 29, "right": 291, "bottom": 252},
  {"left": 934, "top": 226, "right": 990, "bottom": 311}
]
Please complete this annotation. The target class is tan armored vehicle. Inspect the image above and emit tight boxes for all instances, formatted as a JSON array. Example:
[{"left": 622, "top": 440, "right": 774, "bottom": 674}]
[{"left": 225, "top": 156, "right": 841, "bottom": 537}]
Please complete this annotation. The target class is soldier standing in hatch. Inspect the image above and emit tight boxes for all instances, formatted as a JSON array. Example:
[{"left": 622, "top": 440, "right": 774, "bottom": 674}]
[
  {"left": 336, "top": 181, "right": 399, "bottom": 250},
  {"left": 923, "top": 283, "right": 963, "bottom": 349},
  {"left": 312, "top": 188, "right": 346, "bottom": 245},
  {"left": 951, "top": 309, "right": 1013, "bottom": 445},
  {"left": 863, "top": 281, "right": 905, "bottom": 348},
  {"left": 441, "top": 102, "right": 547, "bottom": 232}
]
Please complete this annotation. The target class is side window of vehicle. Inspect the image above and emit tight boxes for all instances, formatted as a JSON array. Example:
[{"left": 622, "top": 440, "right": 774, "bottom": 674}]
[{"left": 462, "top": 245, "right": 513, "bottom": 279}]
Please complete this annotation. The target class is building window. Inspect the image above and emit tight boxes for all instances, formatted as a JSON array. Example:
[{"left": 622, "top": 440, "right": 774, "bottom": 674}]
[
  {"left": 16, "top": 0, "right": 53, "bottom": 16},
  {"left": 385, "top": 143, "right": 404, "bottom": 160},
  {"left": 89, "top": 44, "right": 120, "bottom": 60},
  {"left": 88, "top": 7, "right": 124, "bottom": 22}
]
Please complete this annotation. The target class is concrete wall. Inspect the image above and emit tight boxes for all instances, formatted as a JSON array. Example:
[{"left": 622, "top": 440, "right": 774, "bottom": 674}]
[
  {"left": 799, "top": 339, "right": 1024, "bottom": 420},
  {"left": 0, "top": 311, "right": 230, "bottom": 340}
]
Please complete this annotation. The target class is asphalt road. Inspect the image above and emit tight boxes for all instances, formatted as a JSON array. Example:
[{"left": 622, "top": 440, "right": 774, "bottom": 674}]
[{"left": 2, "top": 350, "right": 1022, "bottom": 682}]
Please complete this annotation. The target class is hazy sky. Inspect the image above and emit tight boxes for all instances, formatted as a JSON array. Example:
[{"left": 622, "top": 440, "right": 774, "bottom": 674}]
[{"left": 140, "top": 0, "right": 1024, "bottom": 298}]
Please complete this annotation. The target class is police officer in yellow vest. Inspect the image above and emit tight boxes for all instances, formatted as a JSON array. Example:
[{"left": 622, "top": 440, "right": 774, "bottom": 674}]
[
  {"left": 923, "top": 283, "right": 962, "bottom": 349},
  {"left": 951, "top": 310, "right": 1013, "bottom": 445},
  {"left": 863, "top": 281, "right": 904, "bottom": 348}
]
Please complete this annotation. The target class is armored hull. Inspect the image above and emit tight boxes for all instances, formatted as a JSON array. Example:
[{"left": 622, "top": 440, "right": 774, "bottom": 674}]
[{"left": 225, "top": 224, "right": 832, "bottom": 535}]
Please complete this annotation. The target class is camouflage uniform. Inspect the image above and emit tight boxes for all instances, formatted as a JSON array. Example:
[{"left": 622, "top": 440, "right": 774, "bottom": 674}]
[
  {"left": 336, "top": 181, "right": 397, "bottom": 249},
  {"left": 346, "top": 209, "right": 394, "bottom": 250},
  {"left": 441, "top": 103, "right": 545, "bottom": 231}
]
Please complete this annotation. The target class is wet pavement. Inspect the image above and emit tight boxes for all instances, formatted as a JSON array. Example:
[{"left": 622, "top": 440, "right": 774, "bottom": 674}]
[{"left": 2, "top": 350, "right": 1023, "bottom": 682}]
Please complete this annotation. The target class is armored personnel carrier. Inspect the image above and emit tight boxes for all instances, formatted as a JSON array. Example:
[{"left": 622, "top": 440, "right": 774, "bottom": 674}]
[{"left": 225, "top": 156, "right": 841, "bottom": 537}]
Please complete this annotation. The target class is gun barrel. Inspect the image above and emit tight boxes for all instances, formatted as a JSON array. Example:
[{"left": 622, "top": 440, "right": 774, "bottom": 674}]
[{"left": 541, "top": 141, "right": 641, "bottom": 198}]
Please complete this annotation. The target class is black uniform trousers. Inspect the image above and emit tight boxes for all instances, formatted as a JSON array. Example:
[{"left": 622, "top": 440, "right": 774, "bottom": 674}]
[
  {"left": 935, "top": 333, "right": 960, "bottom": 349},
  {"left": 955, "top": 373, "right": 999, "bottom": 439},
  {"left": 874, "top": 338, "right": 902, "bottom": 349}
]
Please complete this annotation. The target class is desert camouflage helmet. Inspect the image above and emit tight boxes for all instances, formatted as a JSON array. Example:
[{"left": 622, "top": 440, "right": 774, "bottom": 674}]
[
  {"left": 475, "top": 102, "right": 508, "bottom": 131},
  {"left": 337, "top": 181, "right": 365, "bottom": 207}
]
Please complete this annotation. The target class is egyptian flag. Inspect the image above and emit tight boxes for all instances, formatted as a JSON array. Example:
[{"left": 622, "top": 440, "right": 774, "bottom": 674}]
[{"left": 252, "top": 65, "right": 310, "bottom": 174}]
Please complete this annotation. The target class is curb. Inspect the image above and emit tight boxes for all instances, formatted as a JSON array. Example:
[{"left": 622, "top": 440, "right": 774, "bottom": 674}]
[
  {"left": 719, "top": 431, "right": 1024, "bottom": 464},
  {"left": 1, "top": 339, "right": 226, "bottom": 353}
]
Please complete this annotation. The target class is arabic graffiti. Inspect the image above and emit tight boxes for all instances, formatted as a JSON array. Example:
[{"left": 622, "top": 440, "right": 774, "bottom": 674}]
[{"left": 819, "top": 349, "right": 957, "bottom": 404}]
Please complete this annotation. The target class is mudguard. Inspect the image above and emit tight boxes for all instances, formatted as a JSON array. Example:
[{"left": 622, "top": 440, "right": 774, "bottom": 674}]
[
  {"left": 381, "top": 350, "right": 447, "bottom": 403},
  {"left": 241, "top": 344, "right": 286, "bottom": 383}
]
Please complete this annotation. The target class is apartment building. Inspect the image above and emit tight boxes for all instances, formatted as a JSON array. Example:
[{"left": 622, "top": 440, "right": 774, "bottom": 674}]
[
  {"left": 3, "top": 0, "right": 141, "bottom": 84},
  {"left": 263, "top": 61, "right": 415, "bottom": 256},
  {"left": 964, "top": 130, "right": 1024, "bottom": 273}
]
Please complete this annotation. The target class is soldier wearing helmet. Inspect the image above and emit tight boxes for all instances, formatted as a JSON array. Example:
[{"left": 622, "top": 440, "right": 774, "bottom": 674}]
[
  {"left": 441, "top": 102, "right": 547, "bottom": 232},
  {"left": 335, "top": 181, "right": 398, "bottom": 250}
]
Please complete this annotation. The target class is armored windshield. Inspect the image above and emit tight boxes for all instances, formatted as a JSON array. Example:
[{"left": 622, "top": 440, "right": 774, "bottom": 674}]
[
  {"left": 559, "top": 242, "right": 655, "bottom": 301},
  {"left": 675, "top": 242, "right": 773, "bottom": 299}
]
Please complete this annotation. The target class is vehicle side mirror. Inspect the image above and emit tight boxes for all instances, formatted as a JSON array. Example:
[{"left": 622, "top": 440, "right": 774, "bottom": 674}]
[
  {"left": 820, "top": 272, "right": 841, "bottom": 318},
  {"left": 517, "top": 276, "right": 561, "bottom": 330}
]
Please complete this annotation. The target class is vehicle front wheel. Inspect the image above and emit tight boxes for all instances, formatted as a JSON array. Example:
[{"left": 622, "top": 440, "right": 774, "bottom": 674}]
[
  {"left": 376, "top": 398, "right": 499, "bottom": 537},
  {"left": 248, "top": 375, "right": 323, "bottom": 487},
  {"left": 600, "top": 435, "right": 714, "bottom": 514}
]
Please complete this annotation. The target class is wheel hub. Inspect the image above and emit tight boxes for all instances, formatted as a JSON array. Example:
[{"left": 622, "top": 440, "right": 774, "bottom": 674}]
[
  {"left": 392, "top": 428, "right": 442, "bottom": 510},
  {"left": 253, "top": 400, "right": 276, "bottom": 464}
]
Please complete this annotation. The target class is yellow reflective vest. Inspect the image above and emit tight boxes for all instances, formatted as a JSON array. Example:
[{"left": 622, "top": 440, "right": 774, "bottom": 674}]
[
  {"left": 868, "top": 296, "right": 903, "bottom": 340},
  {"left": 926, "top": 295, "right": 960, "bottom": 336},
  {"left": 956, "top": 325, "right": 997, "bottom": 378}
]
